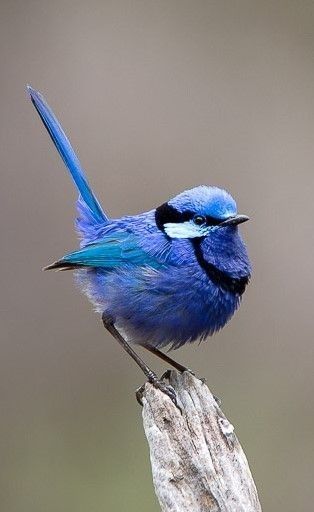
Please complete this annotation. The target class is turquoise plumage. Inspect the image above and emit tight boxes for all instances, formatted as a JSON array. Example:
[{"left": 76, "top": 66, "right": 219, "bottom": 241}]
[{"left": 46, "top": 232, "right": 162, "bottom": 270}]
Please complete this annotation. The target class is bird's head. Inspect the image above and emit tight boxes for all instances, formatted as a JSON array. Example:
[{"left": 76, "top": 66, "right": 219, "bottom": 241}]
[{"left": 155, "top": 186, "right": 249, "bottom": 239}]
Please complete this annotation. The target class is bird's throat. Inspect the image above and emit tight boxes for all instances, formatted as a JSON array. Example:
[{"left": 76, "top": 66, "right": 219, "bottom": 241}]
[{"left": 191, "top": 238, "right": 249, "bottom": 295}]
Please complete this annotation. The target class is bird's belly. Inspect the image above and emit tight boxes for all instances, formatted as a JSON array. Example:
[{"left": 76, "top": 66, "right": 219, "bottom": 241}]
[{"left": 75, "top": 266, "right": 241, "bottom": 350}]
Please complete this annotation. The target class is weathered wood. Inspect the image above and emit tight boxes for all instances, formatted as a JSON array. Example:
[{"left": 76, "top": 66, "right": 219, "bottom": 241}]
[{"left": 141, "top": 371, "right": 262, "bottom": 512}]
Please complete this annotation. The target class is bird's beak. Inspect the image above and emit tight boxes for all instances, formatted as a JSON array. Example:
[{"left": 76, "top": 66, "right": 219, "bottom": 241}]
[{"left": 219, "top": 214, "right": 249, "bottom": 227}]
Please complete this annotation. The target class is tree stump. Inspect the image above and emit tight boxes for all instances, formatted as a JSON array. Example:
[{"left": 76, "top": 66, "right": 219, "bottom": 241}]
[{"left": 140, "top": 371, "right": 262, "bottom": 512}]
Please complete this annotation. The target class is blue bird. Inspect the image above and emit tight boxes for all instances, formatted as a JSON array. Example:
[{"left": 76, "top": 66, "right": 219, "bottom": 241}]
[{"left": 28, "top": 86, "right": 251, "bottom": 406}]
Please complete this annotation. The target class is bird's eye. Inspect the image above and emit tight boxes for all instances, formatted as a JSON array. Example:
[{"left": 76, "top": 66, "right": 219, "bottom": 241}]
[{"left": 193, "top": 215, "right": 206, "bottom": 226}]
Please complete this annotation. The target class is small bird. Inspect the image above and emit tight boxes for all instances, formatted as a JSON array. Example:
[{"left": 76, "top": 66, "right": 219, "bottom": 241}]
[{"left": 28, "top": 86, "right": 251, "bottom": 406}]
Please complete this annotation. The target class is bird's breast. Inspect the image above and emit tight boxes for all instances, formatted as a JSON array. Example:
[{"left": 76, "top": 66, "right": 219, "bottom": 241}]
[
  {"left": 75, "top": 261, "right": 243, "bottom": 350},
  {"left": 191, "top": 238, "right": 249, "bottom": 296}
]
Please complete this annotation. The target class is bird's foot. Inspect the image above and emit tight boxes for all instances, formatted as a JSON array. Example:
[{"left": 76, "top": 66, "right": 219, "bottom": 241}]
[
  {"left": 160, "top": 371, "right": 220, "bottom": 405},
  {"left": 160, "top": 368, "right": 195, "bottom": 381},
  {"left": 159, "top": 372, "right": 220, "bottom": 405},
  {"left": 135, "top": 384, "right": 146, "bottom": 406},
  {"left": 135, "top": 375, "right": 180, "bottom": 411},
  {"left": 151, "top": 377, "right": 178, "bottom": 408}
]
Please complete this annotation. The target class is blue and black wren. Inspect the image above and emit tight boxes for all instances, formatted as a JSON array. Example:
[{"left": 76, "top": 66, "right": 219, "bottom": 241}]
[{"left": 28, "top": 86, "right": 251, "bottom": 395}]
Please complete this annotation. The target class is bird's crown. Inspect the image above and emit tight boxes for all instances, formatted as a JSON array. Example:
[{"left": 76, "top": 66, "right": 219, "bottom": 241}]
[{"left": 169, "top": 186, "right": 237, "bottom": 220}]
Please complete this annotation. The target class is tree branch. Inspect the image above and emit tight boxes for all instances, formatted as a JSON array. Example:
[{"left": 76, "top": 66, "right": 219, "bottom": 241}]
[{"left": 141, "top": 371, "right": 262, "bottom": 512}]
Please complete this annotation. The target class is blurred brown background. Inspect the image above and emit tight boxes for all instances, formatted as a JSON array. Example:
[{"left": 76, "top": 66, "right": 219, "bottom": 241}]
[{"left": 1, "top": 1, "right": 314, "bottom": 511}]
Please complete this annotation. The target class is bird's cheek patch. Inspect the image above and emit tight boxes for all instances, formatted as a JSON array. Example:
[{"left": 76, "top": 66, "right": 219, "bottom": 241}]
[{"left": 164, "top": 221, "right": 207, "bottom": 239}]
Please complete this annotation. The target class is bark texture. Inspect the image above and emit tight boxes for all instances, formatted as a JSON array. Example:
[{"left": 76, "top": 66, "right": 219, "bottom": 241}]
[{"left": 141, "top": 371, "right": 262, "bottom": 512}]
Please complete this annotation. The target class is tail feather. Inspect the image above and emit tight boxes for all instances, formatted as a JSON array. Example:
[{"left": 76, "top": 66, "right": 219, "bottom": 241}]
[
  {"left": 43, "top": 261, "right": 85, "bottom": 271},
  {"left": 27, "top": 86, "right": 109, "bottom": 234}
]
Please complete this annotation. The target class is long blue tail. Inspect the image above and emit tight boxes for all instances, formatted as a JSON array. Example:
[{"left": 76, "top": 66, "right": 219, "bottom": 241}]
[{"left": 27, "top": 86, "right": 109, "bottom": 231}]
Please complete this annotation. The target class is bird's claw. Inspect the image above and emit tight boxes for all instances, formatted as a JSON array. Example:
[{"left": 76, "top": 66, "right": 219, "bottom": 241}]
[
  {"left": 150, "top": 378, "right": 178, "bottom": 408},
  {"left": 160, "top": 368, "right": 195, "bottom": 381},
  {"left": 135, "top": 384, "right": 145, "bottom": 406},
  {"left": 135, "top": 377, "right": 181, "bottom": 412},
  {"left": 160, "top": 369, "right": 172, "bottom": 381}
]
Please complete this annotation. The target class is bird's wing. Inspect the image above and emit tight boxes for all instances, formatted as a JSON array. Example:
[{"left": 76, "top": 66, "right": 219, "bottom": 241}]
[{"left": 44, "top": 232, "right": 163, "bottom": 271}]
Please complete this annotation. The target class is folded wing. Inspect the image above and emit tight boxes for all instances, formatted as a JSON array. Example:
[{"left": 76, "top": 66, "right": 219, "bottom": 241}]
[{"left": 44, "top": 232, "right": 162, "bottom": 271}]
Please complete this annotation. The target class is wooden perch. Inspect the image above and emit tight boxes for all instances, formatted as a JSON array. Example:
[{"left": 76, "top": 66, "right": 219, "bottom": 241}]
[{"left": 140, "top": 371, "right": 262, "bottom": 512}]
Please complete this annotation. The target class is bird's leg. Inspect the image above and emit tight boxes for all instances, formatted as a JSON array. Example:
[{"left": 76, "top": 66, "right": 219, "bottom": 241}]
[
  {"left": 102, "top": 314, "right": 178, "bottom": 408},
  {"left": 144, "top": 346, "right": 194, "bottom": 375}
]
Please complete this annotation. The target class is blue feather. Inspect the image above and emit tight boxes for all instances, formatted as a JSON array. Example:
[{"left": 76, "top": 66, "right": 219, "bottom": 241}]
[
  {"left": 57, "top": 232, "right": 162, "bottom": 269},
  {"left": 27, "top": 86, "right": 108, "bottom": 228}
]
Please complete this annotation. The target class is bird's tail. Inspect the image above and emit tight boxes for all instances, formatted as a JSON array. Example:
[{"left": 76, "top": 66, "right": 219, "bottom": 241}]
[{"left": 27, "top": 86, "right": 109, "bottom": 242}]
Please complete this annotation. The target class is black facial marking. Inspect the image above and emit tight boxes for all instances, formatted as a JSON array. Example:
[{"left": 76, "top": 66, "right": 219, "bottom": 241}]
[
  {"left": 155, "top": 202, "right": 223, "bottom": 232},
  {"left": 155, "top": 203, "right": 193, "bottom": 231},
  {"left": 192, "top": 238, "right": 249, "bottom": 295}
]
